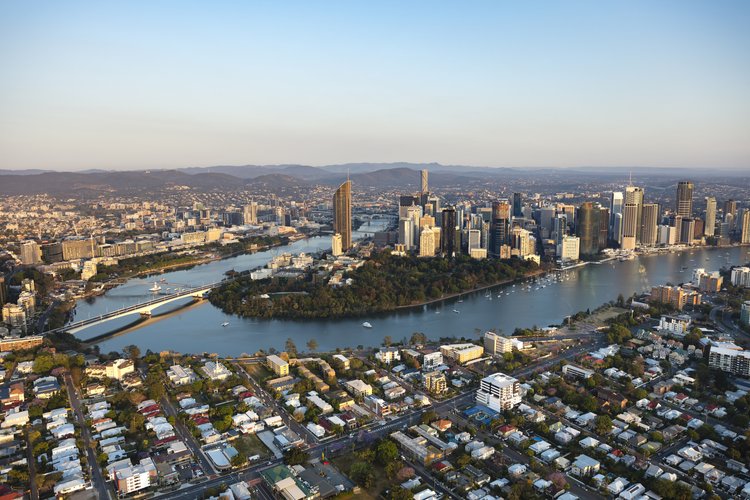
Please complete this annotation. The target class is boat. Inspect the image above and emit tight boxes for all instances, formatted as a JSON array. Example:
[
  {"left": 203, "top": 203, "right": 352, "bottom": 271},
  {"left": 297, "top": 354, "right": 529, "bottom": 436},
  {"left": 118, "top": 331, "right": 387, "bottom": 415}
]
[
  {"left": 452, "top": 309, "right": 460, "bottom": 314},
  {"left": 457, "top": 299, "right": 464, "bottom": 303},
  {"left": 362, "top": 322, "right": 373, "bottom": 328},
  {"left": 149, "top": 283, "right": 162, "bottom": 292},
  {"left": 221, "top": 322, "right": 229, "bottom": 327},
  {"left": 159, "top": 277, "right": 167, "bottom": 283}
]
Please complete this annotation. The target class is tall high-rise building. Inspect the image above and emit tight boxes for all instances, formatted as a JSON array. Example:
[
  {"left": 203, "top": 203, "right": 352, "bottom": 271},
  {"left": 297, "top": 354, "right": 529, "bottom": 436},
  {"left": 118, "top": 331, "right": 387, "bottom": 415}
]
[
  {"left": 740, "top": 209, "right": 750, "bottom": 244},
  {"left": 419, "top": 227, "right": 437, "bottom": 257},
  {"left": 510, "top": 227, "right": 534, "bottom": 256},
  {"left": 406, "top": 205, "right": 422, "bottom": 248},
  {"left": 640, "top": 203, "right": 659, "bottom": 246},
  {"left": 466, "top": 229, "right": 481, "bottom": 252},
  {"left": 576, "top": 202, "right": 599, "bottom": 256},
  {"left": 420, "top": 169, "right": 429, "bottom": 195},
  {"left": 612, "top": 212, "right": 623, "bottom": 246},
  {"left": 704, "top": 197, "right": 716, "bottom": 237},
  {"left": 598, "top": 207, "right": 610, "bottom": 250},
  {"left": 20, "top": 241, "right": 42, "bottom": 265},
  {"left": 680, "top": 218, "right": 696, "bottom": 245},
  {"left": 399, "top": 195, "right": 420, "bottom": 219},
  {"left": 398, "top": 218, "right": 414, "bottom": 249},
  {"left": 724, "top": 200, "right": 738, "bottom": 221},
  {"left": 333, "top": 180, "right": 352, "bottom": 251},
  {"left": 441, "top": 206, "right": 457, "bottom": 257},
  {"left": 621, "top": 204, "right": 639, "bottom": 250},
  {"left": 676, "top": 181, "right": 694, "bottom": 218},
  {"left": 243, "top": 202, "right": 258, "bottom": 225},
  {"left": 512, "top": 193, "right": 523, "bottom": 218},
  {"left": 624, "top": 186, "right": 644, "bottom": 243},
  {"left": 609, "top": 191, "right": 625, "bottom": 243},
  {"left": 490, "top": 202, "right": 511, "bottom": 257},
  {"left": 0, "top": 276, "right": 7, "bottom": 305}
]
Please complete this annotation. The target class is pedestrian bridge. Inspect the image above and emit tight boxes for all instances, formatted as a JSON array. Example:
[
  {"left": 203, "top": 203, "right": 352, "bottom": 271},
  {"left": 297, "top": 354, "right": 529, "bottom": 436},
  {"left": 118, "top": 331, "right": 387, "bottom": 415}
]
[{"left": 57, "top": 284, "right": 218, "bottom": 335}]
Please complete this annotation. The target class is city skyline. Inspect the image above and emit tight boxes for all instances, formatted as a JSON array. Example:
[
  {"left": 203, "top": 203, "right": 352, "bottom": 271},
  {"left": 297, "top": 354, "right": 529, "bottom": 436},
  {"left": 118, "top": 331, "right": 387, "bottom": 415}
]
[{"left": 1, "top": 1, "right": 749, "bottom": 170}]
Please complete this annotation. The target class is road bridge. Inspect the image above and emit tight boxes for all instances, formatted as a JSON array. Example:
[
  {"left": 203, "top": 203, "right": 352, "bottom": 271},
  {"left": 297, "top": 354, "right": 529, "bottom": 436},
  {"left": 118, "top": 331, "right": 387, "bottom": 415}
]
[{"left": 51, "top": 283, "right": 219, "bottom": 335}]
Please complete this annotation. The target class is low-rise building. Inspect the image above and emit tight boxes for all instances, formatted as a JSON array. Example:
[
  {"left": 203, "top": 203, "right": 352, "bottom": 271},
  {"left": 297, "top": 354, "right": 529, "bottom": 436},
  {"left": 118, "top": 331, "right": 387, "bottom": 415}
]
[
  {"left": 345, "top": 379, "right": 373, "bottom": 398},
  {"left": 658, "top": 314, "right": 692, "bottom": 337},
  {"left": 266, "top": 355, "right": 289, "bottom": 376},
  {"left": 561, "top": 364, "right": 594, "bottom": 380},
  {"left": 166, "top": 365, "right": 198, "bottom": 386},
  {"left": 375, "top": 347, "right": 401, "bottom": 365},
  {"left": 202, "top": 361, "right": 232, "bottom": 381},
  {"left": 440, "top": 343, "right": 484, "bottom": 364},
  {"left": 424, "top": 370, "right": 447, "bottom": 394}
]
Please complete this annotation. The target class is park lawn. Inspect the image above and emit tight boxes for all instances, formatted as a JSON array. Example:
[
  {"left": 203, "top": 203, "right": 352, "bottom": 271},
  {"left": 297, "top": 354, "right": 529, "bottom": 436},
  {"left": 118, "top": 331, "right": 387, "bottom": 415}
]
[
  {"left": 234, "top": 434, "right": 270, "bottom": 459},
  {"left": 241, "top": 362, "right": 274, "bottom": 382}
]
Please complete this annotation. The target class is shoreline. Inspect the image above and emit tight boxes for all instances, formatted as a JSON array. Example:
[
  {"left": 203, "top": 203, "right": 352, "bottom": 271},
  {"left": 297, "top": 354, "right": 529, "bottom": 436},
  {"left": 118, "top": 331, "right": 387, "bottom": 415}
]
[{"left": 393, "top": 268, "right": 549, "bottom": 311}]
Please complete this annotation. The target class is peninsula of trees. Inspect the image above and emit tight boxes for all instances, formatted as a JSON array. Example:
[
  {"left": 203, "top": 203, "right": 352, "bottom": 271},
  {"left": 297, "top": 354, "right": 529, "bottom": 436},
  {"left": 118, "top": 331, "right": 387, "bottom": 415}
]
[{"left": 208, "top": 252, "right": 539, "bottom": 320}]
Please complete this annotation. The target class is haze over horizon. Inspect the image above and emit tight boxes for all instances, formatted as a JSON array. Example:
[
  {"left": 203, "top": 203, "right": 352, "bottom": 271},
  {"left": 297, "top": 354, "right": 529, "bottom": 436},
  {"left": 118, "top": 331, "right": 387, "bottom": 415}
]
[{"left": 1, "top": 1, "right": 749, "bottom": 171}]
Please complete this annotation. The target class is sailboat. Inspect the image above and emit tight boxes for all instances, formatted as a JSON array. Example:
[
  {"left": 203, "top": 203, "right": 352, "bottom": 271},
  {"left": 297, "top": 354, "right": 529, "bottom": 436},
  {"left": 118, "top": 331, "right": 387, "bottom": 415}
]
[{"left": 149, "top": 282, "right": 162, "bottom": 292}]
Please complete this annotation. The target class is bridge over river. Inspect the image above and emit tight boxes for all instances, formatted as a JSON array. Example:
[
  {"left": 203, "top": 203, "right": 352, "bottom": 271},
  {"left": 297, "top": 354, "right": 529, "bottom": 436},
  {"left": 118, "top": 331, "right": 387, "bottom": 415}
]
[{"left": 47, "top": 283, "right": 220, "bottom": 335}]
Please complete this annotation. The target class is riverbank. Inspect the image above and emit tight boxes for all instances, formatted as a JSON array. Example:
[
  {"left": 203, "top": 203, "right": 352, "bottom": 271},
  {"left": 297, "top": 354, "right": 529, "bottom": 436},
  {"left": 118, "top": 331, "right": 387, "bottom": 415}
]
[{"left": 394, "top": 267, "right": 549, "bottom": 311}]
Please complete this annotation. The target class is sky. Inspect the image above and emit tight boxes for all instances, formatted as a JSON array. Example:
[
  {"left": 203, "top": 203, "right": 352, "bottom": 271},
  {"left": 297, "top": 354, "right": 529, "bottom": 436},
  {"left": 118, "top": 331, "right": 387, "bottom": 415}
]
[{"left": 1, "top": 1, "right": 749, "bottom": 171}]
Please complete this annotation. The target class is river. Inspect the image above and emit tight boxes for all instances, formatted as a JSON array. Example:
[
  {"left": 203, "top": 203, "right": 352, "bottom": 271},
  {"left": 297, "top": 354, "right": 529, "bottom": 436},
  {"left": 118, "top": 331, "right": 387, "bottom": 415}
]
[{"left": 69, "top": 231, "right": 750, "bottom": 356}]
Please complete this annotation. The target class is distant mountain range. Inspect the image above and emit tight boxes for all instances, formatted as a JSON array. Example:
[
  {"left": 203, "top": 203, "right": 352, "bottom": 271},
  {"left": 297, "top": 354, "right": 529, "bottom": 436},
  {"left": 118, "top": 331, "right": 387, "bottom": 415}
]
[{"left": 0, "top": 163, "right": 746, "bottom": 196}]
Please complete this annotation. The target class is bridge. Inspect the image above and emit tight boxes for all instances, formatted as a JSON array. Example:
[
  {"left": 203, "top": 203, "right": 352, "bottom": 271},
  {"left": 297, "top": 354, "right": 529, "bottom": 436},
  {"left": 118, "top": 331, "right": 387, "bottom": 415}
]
[{"left": 53, "top": 283, "right": 220, "bottom": 335}]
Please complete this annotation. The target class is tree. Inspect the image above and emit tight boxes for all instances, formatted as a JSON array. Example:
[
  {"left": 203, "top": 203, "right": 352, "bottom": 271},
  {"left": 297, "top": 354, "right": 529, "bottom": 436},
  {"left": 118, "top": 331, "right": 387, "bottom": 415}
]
[
  {"left": 383, "top": 335, "right": 393, "bottom": 347},
  {"left": 285, "top": 338, "right": 298, "bottom": 356},
  {"left": 375, "top": 439, "right": 399, "bottom": 465},
  {"left": 388, "top": 486, "right": 413, "bottom": 500},
  {"left": 350, "top": 461, "right": 375, "bottom": 488},
  {"left": 410, "top": 332, "right": 427, "bottom": 345},
  {"left": 420, "top": 410, "right": 439, "bottom": 425},
  {"left": 124, "top": 344, "right": 141, "bottom": 362},
  {"left": 594, "top": 415, "right": 612, "bottom": 435},
  {"left": 230, "top": 454, "right": 247, "bottom": 467},
  {"left": 283, "top": 447, "right": 308, "bottom": 465},
  {"left": 306, "top": 339, "right": 318, "bottom": 353}
]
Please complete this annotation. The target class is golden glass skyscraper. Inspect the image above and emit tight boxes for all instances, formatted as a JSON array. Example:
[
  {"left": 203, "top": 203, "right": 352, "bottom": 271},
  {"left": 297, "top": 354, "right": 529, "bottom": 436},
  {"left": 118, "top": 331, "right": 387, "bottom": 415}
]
[{"left": 333, "top": 180, "right": 352, "bottom": 250}]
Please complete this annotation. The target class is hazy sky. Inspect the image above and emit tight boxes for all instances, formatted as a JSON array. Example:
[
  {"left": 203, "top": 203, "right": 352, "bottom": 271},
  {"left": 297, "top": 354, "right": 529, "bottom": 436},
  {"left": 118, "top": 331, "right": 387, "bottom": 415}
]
[{"left": 1, "top": 1, "right": 748, "bottom": 171}]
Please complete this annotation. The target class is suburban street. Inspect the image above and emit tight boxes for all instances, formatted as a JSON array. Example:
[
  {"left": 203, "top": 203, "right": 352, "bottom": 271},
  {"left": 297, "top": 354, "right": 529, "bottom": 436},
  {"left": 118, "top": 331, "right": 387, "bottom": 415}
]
[{"left": 63, "top": 373, "right": 112, "bottom": 500}]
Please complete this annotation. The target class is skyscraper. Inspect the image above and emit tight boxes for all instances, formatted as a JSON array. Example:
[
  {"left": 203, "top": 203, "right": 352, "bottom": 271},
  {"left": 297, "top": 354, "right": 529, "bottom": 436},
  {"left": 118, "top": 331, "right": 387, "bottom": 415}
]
[
  {"left": 621, "top": 204, "right": 639, "bottom": 250},
  {"left": 598, "top": 207, "right": 610, "bottom": 250},
  {"left": 704, "top": 197, "right": 716, "bottom": 237},
  {"left": 490, "top": 202, "right": 511, "bottom": 257},
  {"left": 512, "top": 193, "right": 523, "bottom": 218},
  {"left": 0, "top": 276, "right": 7, "bottom": 305},
  {"left": 624, "top": 186, "right": 644, "bottom": 243},
  {"left": 641, "top": 203, "right": 659, "bottom": 246},
  {"left": 333, "top": 180, "right": 352, "bottom": 251},
  {"left": 243, "top": 202, "right": 258, "bottom": 225},
  {"left": 398, "top": 218, "right": 414, "bottom": 249},
  {"left": 420, "top": 169, "right": 429, "bottom": 195},
  {"left": 576, "top": 202, "right": 599, "bottom": 256},
  {"left": 676, "top": 181, "right": 694, "bottom": 218},
  {"left": 740, "top": 209, "right": 750, "bottom": 244},
  {"left": 610, "top": 191, "right": 623, "bottom": 240},
  {"left": 399, "top": 194, "right": 420, "bottom": 219},
  {"left": 724, "top": 199, "right": 738, "bottom": 218},
  {"left": 441, "top": 206, "right": 457, "bottom": 257}
]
